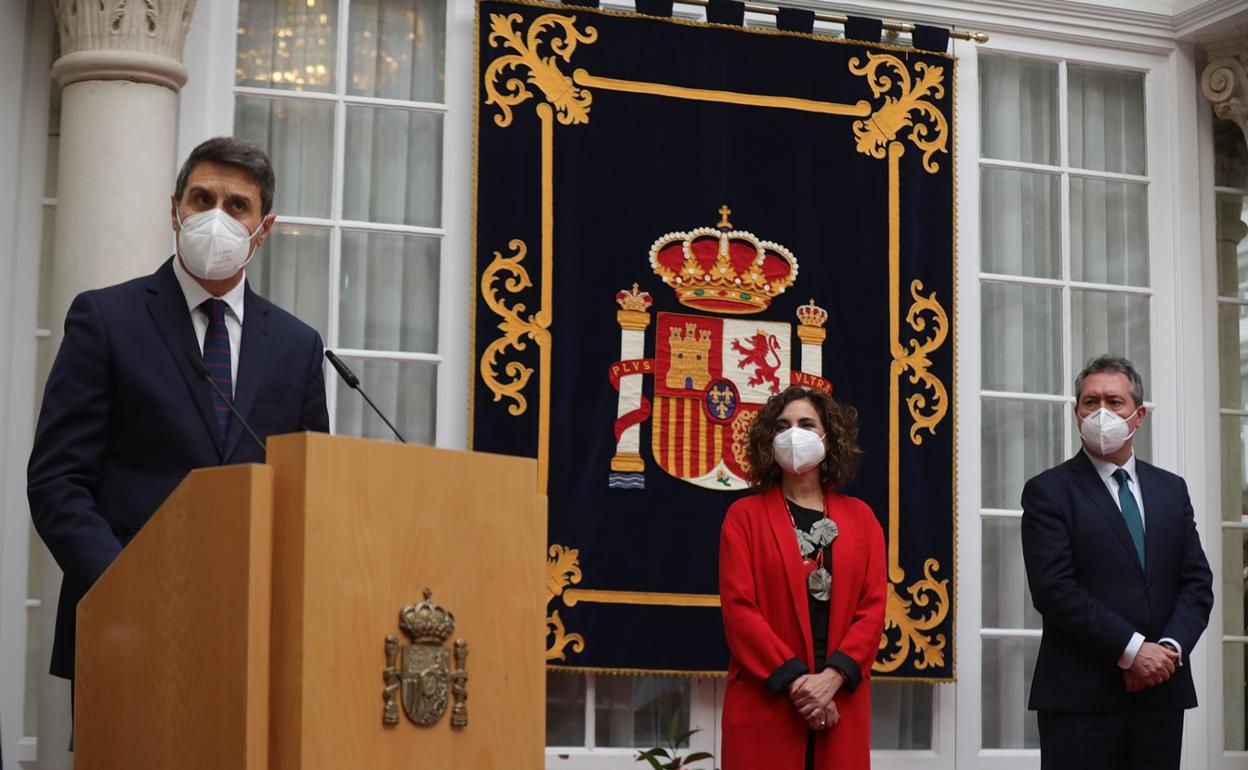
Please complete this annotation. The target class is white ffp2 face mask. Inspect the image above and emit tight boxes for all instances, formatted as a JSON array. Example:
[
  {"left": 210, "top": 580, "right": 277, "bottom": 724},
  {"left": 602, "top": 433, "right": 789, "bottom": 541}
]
[
  {"left": 773, "top": 426, "right": 827, "bottom": 475},
  {"left": 176, "top": 208, "right": 262, "bottom": 280},
  {"left": 1078, "top": 406, "right": 1140, "bottom": 455}
]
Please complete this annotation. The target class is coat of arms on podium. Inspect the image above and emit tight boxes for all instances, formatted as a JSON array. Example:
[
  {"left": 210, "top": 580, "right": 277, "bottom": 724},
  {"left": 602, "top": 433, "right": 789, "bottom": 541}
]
[
  {"left": 383, "top": 588, "right": 469, "bottom": 728},
  {"left": 608, "top": 206, "right": 831, "bottom": 491}
]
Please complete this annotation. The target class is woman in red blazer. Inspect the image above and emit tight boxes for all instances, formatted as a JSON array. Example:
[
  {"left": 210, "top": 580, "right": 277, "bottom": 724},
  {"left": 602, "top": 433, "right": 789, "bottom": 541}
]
[{"left": 719, "top": 385, "right": 887, "bottom": 770}]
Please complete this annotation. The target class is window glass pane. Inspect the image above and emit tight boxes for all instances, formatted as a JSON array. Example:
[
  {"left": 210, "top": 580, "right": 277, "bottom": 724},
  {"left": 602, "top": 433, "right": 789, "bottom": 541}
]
[
  {"left": 982, "top": 399, "right": 1065, "bottom": 509},
  {"left": 1218, "top": 303, "right": 1248, "bottom": 409},
  {"left": 334, "top": 358, "right": 436, "bottom": 443},
  {"left": 1070, "top": 290, "right": 1150, "bottom": 389},
  {"left": 1227, "top": 642, "right": 1248, "bottom": 751},
  {"left": 1215, "top": 194, "right": 1248, "bottom": 298},
  {"left": 343, "top": 107, "right": 443, "bottom": 227},
  {"left": 235, "top": 96, "right": 335, "bottom": 218},
  {"left": 1225, "top": 525, "right": 1248, "bottom": 638},
  {"left": 870, "top": 681, "right": 933, "bottom": 750},
  {"left": 1068, "top": 66, "right": 1145, "bottom": 175},
  {"left": 1070, "top": 177, "right": 1148, "bottom": 287},
  {"left": 594, "top": 675, "right": 690, "bottom": 748},
  {"left": 983, "top": 517, "right": 1043, "bottom": 629},
  {"left": 982, "top": 637, "right": 1040, "bottom": 749},
  {"left": 546, "top": 671, "right": 586, "bottom": 746},
  {"left": 981, "top": 282, "right": 1062, "bottom": 394},
  {"left": 339, "top": 231, "right": 439, "bottom": 353},
  {"left": 979, "top": 56, "right": 1058, "bottom": 165},
  {"left": 246, "top": 224, "right": 331, "bottom": 342},
  {"left": 347, "top": 0, "right": 446, "bottom": 102},
  {"left": 236, "top": 0, "right": 338, "bottom": 92},
  {"left": 980, "top": 167, "right": 1060, "bottom": 279}
]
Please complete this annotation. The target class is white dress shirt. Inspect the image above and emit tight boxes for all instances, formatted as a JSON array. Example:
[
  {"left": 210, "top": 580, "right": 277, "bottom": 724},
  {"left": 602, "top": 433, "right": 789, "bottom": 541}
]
[
  {"left": 172, "top": 255, "right": 245, "bottom": 395},
  {"left": 1081, "top": 448, "right": 1181, "bottom": 669}
]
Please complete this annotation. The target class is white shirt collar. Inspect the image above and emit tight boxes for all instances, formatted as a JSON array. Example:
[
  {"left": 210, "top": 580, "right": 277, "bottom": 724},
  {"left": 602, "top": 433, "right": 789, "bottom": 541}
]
[
  {"left": 172, "top": 254, "right": 246, "bottom": 323},
  {"left": 1083, "top": 446, "right": 1138, "bottom": 486}
]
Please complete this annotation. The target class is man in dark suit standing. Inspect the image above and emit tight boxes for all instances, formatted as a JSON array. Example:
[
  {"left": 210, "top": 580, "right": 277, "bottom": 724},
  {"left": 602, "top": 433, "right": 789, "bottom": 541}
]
[
  {"left": 28, "top": 136, "right": 330, "bottom": 683},
  {"left": 1021, "top": 354, "right": 1213, "bottom": 770}
]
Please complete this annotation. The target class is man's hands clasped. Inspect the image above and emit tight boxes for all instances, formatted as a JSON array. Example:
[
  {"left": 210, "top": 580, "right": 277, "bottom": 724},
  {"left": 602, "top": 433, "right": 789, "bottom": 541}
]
[
  {"left": 789, "top": 668, "right": 846, "bottom": 730},
  {"left": 1124, "top": 641, "right": 1180, "bottom": 693}
]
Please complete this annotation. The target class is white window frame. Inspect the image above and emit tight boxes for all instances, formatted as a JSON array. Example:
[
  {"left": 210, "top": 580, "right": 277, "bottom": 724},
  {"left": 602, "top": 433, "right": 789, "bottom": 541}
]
[
  {"left": 2, "top": 1, "right": 58, "bottom": 765},
  {"left": 957, "top": 29, "right": 1208, "bottom": 770},
  {"left": 180, "top": 0, "right": 471, "bottom": 450},
  {"left": 1204, "top": 101, "right": 1248, "bottom": 770},
  {"left": 545, "top": 675, "right": 719, "bottom": 770}
]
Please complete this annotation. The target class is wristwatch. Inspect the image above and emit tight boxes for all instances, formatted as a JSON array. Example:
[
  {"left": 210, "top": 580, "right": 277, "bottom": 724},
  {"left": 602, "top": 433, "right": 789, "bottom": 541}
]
[{"left": 1158, "top": 639, "right": 1182, "bottom": 666}]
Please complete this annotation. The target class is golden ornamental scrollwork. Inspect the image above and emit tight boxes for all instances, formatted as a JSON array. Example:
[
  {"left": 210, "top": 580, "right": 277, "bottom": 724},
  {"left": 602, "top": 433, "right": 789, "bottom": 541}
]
[
  {"left": 894, "top": 279, "right": 949, "bottom": 446},
  {"left": 484, "top": 12, "right": 598, "bottom": 128},
  {"left": 480, "top": 239, "right": 549, "bottom": 417},
  {"left": 546, "top": 544, "right": 586, "bottom": 661},
  {"left": 875, "top": 558, "right": 950, "bottom": 673},
  {"left": 848, "top": 53, "right": 949, "bottom": 173}
]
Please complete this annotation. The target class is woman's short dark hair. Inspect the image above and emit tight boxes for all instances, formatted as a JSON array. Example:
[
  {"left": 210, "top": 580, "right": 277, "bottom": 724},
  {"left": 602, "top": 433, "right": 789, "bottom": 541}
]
[
  {"left": 746, "top": 385, "right": 863, "bottom": 492},
  {"left": 174, "top": 136, "right": 276, "bottom": 216}
]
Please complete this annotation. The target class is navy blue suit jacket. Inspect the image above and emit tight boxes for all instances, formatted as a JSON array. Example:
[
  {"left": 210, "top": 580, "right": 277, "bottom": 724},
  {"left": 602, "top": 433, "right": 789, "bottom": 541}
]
[
  {"left": 1021, "top": 451, "right": 1213, "bottom": 713},
  {"left": 28, "top": 257, "right": 330, "bottom": 678}
]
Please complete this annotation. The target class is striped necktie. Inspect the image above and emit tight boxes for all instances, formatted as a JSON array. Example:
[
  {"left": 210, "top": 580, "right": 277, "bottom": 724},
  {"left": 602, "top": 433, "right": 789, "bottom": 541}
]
[
  {"left": 1112, "top": 467, "right": 1145, "bottom": 567},
  {"left": 201, "top": 298, "right": 232, "bottom": 442}
]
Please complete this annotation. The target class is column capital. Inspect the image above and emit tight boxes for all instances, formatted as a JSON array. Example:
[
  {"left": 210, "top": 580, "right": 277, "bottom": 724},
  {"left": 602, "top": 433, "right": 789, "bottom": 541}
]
[
  {"left": 51, "top": 0, "right": 197, "bottom": 91},
  {"left": 1201, "top": 25, "right": 1248, "bottom": 153}
]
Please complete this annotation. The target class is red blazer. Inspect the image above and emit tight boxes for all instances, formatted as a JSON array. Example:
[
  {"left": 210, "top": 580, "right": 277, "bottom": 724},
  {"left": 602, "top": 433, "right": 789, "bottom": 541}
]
[{"left": 719, "top": 486, "right": 887, "bottom": 770}]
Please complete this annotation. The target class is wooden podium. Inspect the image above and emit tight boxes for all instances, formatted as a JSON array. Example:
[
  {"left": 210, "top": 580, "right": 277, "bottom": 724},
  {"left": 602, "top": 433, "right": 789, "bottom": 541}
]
[{"left": 74, "top": 432, "right": 546, "bottom": 770}]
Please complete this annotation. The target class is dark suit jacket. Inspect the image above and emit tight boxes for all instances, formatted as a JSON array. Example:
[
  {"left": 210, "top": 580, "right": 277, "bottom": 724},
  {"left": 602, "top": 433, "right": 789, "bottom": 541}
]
[
  {"left": 1021, "top": 451, "right": 1213, "bottom": 713},
  {"left": 28, "top": 257, "right": 330, "bottom": 678}
]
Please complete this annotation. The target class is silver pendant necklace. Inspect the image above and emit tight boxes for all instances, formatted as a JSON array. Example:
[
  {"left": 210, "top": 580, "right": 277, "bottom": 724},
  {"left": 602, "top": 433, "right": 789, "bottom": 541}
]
[{"left": 783, "top": 497, "right": 837, "bottom": 602}]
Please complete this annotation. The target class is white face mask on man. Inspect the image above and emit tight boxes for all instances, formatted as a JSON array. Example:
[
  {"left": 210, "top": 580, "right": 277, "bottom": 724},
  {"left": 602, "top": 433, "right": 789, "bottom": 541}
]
[
  {"left": 176, "top": 207, "right": 262, "bottom": 281},
  {"left": 1077, "top": 406, "right": 1140, "bottom": 455},
  {"left": 772, "top": 426, "right": 827, "bottom": 475}
]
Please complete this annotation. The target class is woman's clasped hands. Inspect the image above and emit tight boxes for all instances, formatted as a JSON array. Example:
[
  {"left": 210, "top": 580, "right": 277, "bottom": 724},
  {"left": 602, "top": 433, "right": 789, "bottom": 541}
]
[{"left": 788, "top": 668, "right": 846, "bottom": 731}]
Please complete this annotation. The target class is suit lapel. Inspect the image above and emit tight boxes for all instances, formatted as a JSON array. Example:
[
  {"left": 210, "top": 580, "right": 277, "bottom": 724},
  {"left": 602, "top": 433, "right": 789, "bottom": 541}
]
[
  {"left": 223, "top": 283, "right": 272, "bottom": 460},
  {"left": 765, "top": 487, "right": 813, "bottom": 663},
  {"left": 1135, "top": 461, "right": 1163, "bottom": 576},
  {"left": 1069, "top": 452, "right": 1143, "bottom": 575},
  {"left": 146, "top": 258, "right": 224, "bottom": 458}
]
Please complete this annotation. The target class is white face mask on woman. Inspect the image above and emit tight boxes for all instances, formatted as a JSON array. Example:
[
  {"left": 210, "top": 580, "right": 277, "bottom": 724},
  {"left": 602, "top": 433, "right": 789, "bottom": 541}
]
[
  {"left": 773, "top": 426, "right": 827, "bottom": 474},
  {"left": 1078, "top": 406, "right": 1140, "bottom": 455},
  {"left": 176, "top": 207, "right": 262, "bottom": 280}
]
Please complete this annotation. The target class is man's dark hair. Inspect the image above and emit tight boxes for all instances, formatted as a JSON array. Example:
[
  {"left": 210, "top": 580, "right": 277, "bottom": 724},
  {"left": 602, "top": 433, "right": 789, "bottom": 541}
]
[
  {"left": 174, "top": 136, "right": 276, "bottom": 216},
  {"left": 1074, "top": 354, "right": 1145, "bottom": 407},
  {"left": 746, "top": 385, "right": 863, "bottom": 492}
]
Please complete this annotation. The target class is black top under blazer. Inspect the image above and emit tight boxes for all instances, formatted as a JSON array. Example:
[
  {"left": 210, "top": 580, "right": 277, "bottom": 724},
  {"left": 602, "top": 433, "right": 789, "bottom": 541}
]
[
  {"left": 28, "top": 257, "right": 330, "bottom": 679},
  {"left": 1021, "top": 451, "right": 1213, "bottom": 713}
]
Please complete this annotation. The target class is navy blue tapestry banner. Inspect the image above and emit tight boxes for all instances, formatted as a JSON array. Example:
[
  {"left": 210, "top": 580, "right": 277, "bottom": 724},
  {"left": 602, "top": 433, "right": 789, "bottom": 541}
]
[{"left": 472, "top": 0, "right": 956, "bottom": 680}]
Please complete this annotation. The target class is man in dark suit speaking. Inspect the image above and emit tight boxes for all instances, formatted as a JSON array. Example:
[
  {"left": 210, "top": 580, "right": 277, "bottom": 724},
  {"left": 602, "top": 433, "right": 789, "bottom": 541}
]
[
  {"left": 28, "top": 136, "right": 330, "bottom": 682},
  {"left": 1021, "top": 354, "right": 1213, "bottom": 770}
]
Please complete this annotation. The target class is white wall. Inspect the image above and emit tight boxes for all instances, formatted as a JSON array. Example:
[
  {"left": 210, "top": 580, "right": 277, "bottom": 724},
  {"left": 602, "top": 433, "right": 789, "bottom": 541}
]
[{"left": 0, "top": 0, "right": 53, "bottom": 766}]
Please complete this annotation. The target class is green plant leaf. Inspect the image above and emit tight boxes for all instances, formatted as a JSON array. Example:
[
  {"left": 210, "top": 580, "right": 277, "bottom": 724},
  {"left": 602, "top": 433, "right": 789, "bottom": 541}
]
[
  {"left": 636, "top": 754, "right": 665, "bottom": 770},
  {"left": 683, "top": 751, "right": 715, "bottom": 764}
]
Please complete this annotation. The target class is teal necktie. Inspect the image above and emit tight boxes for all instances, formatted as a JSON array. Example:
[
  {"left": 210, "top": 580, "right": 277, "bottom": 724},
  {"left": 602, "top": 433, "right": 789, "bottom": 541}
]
[{"left": 1112, "top": 468, "right": 1145, "bottom": 567}]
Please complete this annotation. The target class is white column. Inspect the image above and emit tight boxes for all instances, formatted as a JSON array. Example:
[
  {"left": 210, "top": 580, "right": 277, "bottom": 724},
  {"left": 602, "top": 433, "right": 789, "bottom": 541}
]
[
  {"left": 49, "top": 0, "right": 197, "bottom": 332},
  {"left": 33, "top": 4, "right": 197, "bottom": 769}
]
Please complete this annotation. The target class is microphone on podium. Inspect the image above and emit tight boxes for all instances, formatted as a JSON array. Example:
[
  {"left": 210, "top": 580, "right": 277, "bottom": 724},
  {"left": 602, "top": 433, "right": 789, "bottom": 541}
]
[
  {"left": 184, "top": 349, "right": 266, "bottom": 453},
  {"left": 324, "top": 349, "right": 407, "bottom": 444}
]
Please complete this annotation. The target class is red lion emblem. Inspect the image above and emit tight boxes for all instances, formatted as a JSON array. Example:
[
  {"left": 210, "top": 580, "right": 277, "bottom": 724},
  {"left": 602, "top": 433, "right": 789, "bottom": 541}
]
[{"left": 731, "top": 331, "right": 783, "bottom": 394}]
